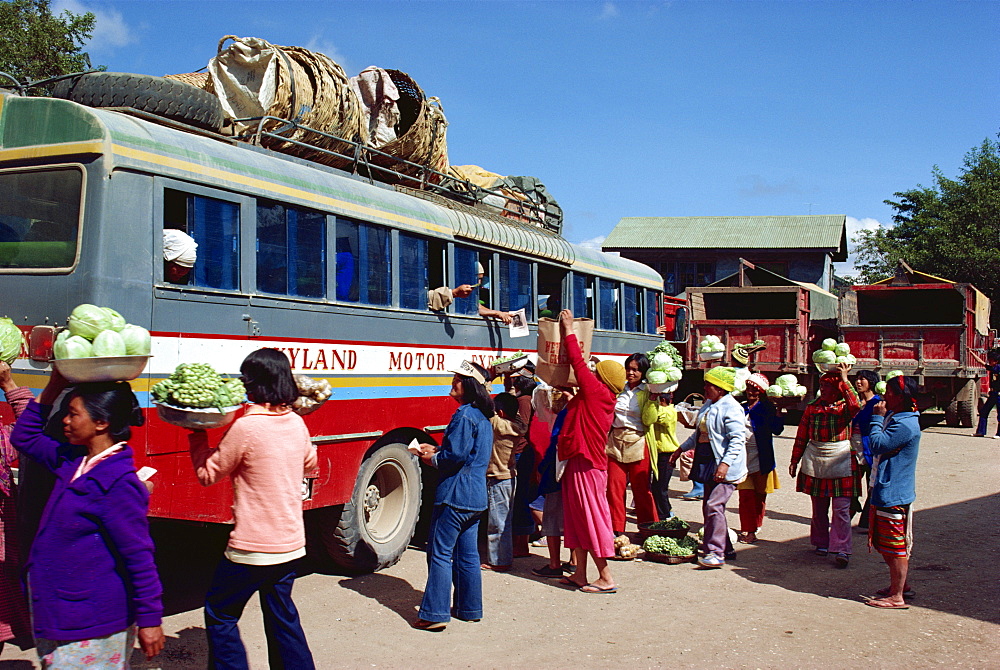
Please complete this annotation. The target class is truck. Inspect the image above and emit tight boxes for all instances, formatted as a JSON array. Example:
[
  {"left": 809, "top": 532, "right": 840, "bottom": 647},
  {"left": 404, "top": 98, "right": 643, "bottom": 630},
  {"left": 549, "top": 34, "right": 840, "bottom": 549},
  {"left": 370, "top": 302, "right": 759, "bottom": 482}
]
[
  {"left": 685, "top": 260, "right": 839, "bottom": 403},
  {"left": 839, "top": 263, "right": 996, "bottom": 427}
]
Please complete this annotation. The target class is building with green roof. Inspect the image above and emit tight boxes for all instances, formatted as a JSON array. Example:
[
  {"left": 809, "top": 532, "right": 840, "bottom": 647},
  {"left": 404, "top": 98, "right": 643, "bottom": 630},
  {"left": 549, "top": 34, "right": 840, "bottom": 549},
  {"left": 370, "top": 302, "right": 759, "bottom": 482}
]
[{"left": 602, "top": 215, "right": 848, "bottom": 296}]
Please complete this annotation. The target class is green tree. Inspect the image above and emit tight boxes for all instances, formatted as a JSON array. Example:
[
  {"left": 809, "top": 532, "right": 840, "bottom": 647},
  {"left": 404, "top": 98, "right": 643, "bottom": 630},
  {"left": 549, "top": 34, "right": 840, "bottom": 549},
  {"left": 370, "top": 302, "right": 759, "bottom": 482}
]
[
  {"left": 853, "top": 135, "right": 1000, "bottom": 325},
  {"left": 0, "top": 0, "right": 100, "bottom": 86}
]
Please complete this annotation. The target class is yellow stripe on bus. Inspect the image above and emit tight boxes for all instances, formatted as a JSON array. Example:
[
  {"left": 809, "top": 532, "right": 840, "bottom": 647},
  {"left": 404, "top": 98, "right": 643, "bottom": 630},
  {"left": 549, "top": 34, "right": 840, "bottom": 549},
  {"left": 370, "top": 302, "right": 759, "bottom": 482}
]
[
  {"left": 112, "top": 144, "right": 452, "bottom": 235},
  {"left": 572, "top": 259, "right": 660, "bottom": 287},
  {"left": 0, "top": 141, "right": 106, "bottom": 161}
]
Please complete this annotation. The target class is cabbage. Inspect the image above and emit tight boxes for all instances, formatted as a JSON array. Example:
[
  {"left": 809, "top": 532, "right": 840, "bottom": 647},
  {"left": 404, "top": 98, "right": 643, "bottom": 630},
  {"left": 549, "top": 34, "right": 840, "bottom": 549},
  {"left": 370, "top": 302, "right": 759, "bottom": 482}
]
[
  {"left": 103, "top": 308, "right": 126, "bottom": 332},
  {"left": 875, "top": 381, "right": 887, "bottom": 395},
  {"left": 821, "top": 338, "right": 838, "bottom": 351},
  {"left": 886, "top": 370, "right": 903, "bottom": 380},
  {"left": 651, "top": 352, "right": 672, "bottom": 371},
  {"left": 120, "top": 324, "right": 151, "bottom": 355},
  {"left": 782, "top": 387, "right": 795, "bottom": 396},
  {"left": 766, "top": 385, "right": 782, "bottom": 397},
  {"left": 706, "top": 335, "right": 720, "bottom": 345},
  {"left": 0, "top": 318, "right": 24, "bottom": 365},
  {"left": 836, "top": 355, "right": 849, "bottom": 364},
  {"left": 54, "top": 334, "right": 92, "bottom": 359},
  {"left": 712, "top": 342, "right": 726, "bottom": 352},
  {"left": 834, "top": 342, "right": 851, "bottom": 357},
  {"left": 776, "top": 374, "right": 798, "bottom": 390},
  {"left": 733, "top": 367, "right": 751, "bottom": 393},
  {"left": 845, "top": 354, "right": 856, "bottom": 365},
  {"left": 91, "top": 330, "right": 126, "bottom": 356},
  {"left": 795, "top": 385, "right": 807, "bottom": 396},
  {"left": 646, "top": 370, "right": 668, "bottom": 384},
  {"left": 666, "top": 368, "right": 683, "bottom": 382},
  {"left": 813, "top": 350, "right": 836, "bottom": 364},
  {"left": 67, "top": 304, "right": 111, "bottom": 340}
]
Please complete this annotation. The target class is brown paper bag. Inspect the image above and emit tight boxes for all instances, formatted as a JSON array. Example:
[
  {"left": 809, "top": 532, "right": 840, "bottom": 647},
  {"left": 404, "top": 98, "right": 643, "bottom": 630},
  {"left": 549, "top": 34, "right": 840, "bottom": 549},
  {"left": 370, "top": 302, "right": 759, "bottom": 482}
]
[{"left": 535, "top": 317, "right": 594, "bottom": 387}]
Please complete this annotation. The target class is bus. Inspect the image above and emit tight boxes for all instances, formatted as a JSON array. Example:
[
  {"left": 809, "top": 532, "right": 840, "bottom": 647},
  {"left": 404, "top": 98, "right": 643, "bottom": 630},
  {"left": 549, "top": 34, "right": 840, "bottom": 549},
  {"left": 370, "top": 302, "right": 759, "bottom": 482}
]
[{"left": 0, "top": 85, "right": 664, "bottom": 572}]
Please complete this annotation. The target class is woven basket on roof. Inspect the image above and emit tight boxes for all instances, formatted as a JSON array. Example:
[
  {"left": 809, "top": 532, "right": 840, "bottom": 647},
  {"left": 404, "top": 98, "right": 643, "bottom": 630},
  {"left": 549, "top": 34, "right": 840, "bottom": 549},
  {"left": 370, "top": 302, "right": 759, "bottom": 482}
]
[
  {"left": 363, "top": 69, "right": 449, "bottom": 185},
  {"left": 164, "top": 72, "right": 210, "bottom": 89},
  {"left": 209, "top": 36, "right": 368, "bottom": 169}
]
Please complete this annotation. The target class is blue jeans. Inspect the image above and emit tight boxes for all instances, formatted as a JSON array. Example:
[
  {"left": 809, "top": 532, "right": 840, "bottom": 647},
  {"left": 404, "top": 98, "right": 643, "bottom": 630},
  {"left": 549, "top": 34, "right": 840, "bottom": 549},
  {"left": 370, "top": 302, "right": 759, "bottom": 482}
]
[
  {"left": 976, "top": 391, "right": 999, "bottom": 435},
  {"left": 485, "top": 478, "right": 514, "bottom": 566},
  {"left": 419, "top": 504, "right": 483, "bottom": 623},
  {"left": 204, "top": 557, "right": 314, "bottom": 670}
]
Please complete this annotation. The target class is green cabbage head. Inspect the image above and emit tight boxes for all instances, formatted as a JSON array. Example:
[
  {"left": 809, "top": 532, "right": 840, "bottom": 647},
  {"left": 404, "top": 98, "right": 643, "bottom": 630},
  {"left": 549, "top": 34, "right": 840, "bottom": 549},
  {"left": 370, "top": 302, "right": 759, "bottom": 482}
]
[
  {"left": 53, "top": 334, "right": 93, "bottom": 359},
  {"left": 103, "top": 308, "right": 126, "bottom": 332},
  {"left": 91, "top": 330, "right": 126, "bottom": 357},
  {"left": 0, "top": 318, "right": 24, "bottom": 365},
  {"left": 119, "top": 324, "right": 151, "bottom": 355},
  {"left": 67, "top": 304, "right": 111, "bottom": 340}
]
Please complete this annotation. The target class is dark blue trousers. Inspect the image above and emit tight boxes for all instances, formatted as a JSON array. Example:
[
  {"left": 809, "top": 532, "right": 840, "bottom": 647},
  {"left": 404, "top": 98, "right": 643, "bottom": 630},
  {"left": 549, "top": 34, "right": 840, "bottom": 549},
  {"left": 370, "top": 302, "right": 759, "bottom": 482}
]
[{"left": 204, "top": 557, "right": 315, "bottom": 670}]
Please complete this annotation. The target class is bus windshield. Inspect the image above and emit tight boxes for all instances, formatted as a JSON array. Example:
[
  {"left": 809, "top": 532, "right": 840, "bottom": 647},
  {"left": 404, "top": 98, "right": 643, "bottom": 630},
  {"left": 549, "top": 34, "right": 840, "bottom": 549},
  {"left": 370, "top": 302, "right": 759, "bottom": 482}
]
[{"left": 0, "top": 167, "right": 82, "bottom": 271}]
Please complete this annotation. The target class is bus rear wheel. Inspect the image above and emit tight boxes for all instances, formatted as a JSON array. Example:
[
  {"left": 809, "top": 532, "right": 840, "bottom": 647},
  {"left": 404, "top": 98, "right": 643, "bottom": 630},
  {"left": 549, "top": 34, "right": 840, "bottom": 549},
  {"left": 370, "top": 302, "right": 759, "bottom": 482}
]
[{"left": 317, "top": 442, "right": 421, "bottom": 573}]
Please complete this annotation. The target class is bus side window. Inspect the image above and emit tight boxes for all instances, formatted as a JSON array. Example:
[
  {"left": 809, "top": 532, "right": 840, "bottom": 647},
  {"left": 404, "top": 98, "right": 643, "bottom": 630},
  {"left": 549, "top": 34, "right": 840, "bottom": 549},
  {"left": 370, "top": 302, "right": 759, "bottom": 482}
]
[
  {"left": 336, "top": 218, "right": 391, "bottom": 305},
  {"left": 399, "top": 232, "right": 428, "bottom": 310},
  {"left": 163, "top": 189, "right": 239, "bottom": 290},
  {"left": 572, "top": 273, "right": 593, "bottom": 320},
  {"left": 598, "top": 278, "right": 619, "bottom": 330},
  {"left": 256, "top": 200, "right": 325, "bottom": 298},
  {"left": 453, "top": 245, "right": 479, "bottom": 316},
  {"left": 623, "top": 284, "right": 639, "bottom": 332},
  {"left": 645, "top": 288, "right": 661, "bottom": 334},
  {"left": 499, "top": 255, "right": 533, "bottom": 319},
  {"left": 537, "top": 265, "right": 566, "bottom": 321}
]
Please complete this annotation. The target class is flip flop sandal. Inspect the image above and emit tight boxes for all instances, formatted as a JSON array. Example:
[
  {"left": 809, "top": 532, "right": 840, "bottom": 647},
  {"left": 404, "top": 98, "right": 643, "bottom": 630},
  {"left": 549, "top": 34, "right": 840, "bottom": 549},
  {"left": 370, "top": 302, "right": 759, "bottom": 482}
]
[
  {"left": 558, "top": 577, "right": 587, "bottom": 588},
  {"left": 579, "top": 583, "right": 618, "bottom": 594},
  {"left": 864, "top": 598, "right": 909, "bottom": 610},
  {"left": 412, "top": 619, "right": 447, "bottom": 631}
]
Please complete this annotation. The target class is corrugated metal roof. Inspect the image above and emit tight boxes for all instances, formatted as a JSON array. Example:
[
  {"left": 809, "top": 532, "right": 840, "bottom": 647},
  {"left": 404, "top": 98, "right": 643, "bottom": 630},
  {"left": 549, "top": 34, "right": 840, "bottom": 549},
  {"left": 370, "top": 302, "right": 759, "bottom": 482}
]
[{"left": 603, "top": 215, "right": 847, "bottom": 253}]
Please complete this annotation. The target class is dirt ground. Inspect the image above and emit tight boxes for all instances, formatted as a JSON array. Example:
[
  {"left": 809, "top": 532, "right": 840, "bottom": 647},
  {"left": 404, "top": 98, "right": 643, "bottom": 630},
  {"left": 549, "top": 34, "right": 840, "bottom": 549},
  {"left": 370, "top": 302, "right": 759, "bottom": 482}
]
[{"left": 1, "top": 417, "right": 998, "bottom": 669}]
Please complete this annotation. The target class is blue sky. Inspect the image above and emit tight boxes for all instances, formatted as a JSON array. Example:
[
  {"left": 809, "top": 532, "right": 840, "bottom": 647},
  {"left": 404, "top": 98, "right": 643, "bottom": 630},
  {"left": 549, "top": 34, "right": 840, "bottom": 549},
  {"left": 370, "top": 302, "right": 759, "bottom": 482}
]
[{"left": 52, "top": 0, "right": 1000, "bottom": 275}]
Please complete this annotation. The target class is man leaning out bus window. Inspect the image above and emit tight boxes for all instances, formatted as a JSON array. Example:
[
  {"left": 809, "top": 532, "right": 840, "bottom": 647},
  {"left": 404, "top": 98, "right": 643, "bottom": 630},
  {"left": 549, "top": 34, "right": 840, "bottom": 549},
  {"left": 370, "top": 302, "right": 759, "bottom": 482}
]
[{"left": 163, "top": 229, "right": 197, "bottom": 284}]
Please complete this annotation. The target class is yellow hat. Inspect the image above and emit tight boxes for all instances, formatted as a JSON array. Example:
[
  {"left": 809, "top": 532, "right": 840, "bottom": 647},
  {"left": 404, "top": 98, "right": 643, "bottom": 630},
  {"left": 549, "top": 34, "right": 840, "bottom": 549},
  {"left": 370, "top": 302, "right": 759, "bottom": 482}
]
[
  {"left": 704, "top": 366, "right": 736, "bottom": 392},
  {"left": 595, "top": 360, "right": 626, "bottom": 395}
]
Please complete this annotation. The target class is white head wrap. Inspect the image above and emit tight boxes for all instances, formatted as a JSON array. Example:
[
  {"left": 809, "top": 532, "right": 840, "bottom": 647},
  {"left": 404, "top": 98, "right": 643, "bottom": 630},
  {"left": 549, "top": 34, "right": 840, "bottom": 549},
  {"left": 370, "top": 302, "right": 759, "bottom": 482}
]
[{"left": 163, "top": 229, "right": 198, "bottom": 267}]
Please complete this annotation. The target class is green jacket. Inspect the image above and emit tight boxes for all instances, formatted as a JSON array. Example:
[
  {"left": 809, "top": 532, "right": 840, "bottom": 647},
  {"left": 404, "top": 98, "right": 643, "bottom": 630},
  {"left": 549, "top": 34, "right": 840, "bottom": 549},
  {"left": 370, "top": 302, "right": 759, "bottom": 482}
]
[{"left": 639, "top": 389, "right": 680, "bottom": 477}]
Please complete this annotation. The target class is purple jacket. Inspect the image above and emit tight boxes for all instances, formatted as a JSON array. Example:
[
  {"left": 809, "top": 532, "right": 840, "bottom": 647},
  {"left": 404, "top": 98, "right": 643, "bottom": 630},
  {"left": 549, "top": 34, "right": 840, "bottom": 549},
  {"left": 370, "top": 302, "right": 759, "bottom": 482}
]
[{"left": 11, "top": 401, "right": 162, "bottom": 640}]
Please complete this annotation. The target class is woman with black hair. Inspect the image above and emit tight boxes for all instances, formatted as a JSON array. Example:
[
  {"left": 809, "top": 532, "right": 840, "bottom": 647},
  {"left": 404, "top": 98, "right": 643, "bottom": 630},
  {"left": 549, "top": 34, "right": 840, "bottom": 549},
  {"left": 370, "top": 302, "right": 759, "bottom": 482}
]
[
  {"left": 852, "top": 369, "right": 882, "bottom": 530},
  {"left": 189, "top": 348, "right": 317, "bottom": 668},
  {"left": 412, "top": 360, "right": 494, "bottom": 631},
  {"left": 606, "top": 352, "right": 658, "bottom": 536},
  {"left": 865, "top": 375, "right": 921, "bottom": 609},
  {"left": 11, "top": 369, "right": 164, "bottom": 666}
]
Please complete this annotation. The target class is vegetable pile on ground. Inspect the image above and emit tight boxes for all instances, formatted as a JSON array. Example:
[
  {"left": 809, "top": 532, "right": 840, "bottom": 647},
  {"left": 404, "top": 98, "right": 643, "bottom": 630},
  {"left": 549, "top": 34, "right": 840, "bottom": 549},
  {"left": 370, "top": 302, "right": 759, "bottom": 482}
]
[
  {"left": 697, "top": 335, "right": 726, "bottom": 354},
  {"left": 644, "top": 341, "right": 683, "bottom": 386},
  {"left": 642, "top": 534, "right": 698, "bottom": 556},
  {"left": 54, "top": 304, "right": 151, "bottom": 359},
  {"left": 0, "top": 318, "right": 25, "bottom": 365},
  {"left": 767, "top": 374, "right": 808, "bottom": 398},
  {"left": 812, "top": 338, "right": 856, "bottom": 368},
  {"left": 152, "top": 363, "right": 245, "bottom": 411},
  {"left": 645, "top": 517, "right": 690, "bottom": 531}
]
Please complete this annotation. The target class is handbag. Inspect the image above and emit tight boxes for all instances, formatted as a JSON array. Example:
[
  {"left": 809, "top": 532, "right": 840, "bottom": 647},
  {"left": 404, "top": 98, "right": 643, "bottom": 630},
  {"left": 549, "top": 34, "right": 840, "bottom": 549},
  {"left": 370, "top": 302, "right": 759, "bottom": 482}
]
[
  {"left": 677, "top": 449, "right": 694, "bottom": 481},
  {"left": 690, "top": 439, "right": 717, "bottom": 484}
]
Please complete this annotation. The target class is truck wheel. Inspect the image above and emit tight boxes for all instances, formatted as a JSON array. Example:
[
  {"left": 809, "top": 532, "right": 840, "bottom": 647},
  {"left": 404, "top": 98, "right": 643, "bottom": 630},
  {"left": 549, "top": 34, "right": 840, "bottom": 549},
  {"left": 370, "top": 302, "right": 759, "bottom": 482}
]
[
  {"left": 957, "top": 379, "right": 979, "bottom": 428},
  {"left": 50, "top": 72, "right": 224, "bottom": 132},
  {"left": 945, "top": 398, "right": 960, "bottom": 427},
  {"left": 316, "top": 443, "right": 421, "bottom": 573}
]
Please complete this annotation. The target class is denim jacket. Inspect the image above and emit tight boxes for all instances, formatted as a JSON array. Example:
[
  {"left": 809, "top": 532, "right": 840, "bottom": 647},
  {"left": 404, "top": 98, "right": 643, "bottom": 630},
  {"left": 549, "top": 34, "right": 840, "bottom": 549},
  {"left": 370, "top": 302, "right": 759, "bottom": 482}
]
[{"left": 432, "top": 403, "right": 492, "bottom": 511}]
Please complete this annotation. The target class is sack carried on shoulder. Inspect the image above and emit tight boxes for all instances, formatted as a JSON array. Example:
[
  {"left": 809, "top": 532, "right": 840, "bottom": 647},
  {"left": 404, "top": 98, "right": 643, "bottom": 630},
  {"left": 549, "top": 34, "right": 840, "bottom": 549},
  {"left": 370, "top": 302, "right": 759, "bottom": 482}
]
[{"left": 535, "top": 317, "right": 594, "bottom": 387}]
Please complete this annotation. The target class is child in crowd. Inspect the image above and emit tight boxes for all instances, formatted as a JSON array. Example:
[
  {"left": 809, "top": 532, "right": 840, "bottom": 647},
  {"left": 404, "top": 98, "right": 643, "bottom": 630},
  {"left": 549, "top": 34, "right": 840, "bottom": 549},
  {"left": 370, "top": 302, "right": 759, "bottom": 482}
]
[{"left": 482, "top": 393, "right": 526, "bottom": 571}]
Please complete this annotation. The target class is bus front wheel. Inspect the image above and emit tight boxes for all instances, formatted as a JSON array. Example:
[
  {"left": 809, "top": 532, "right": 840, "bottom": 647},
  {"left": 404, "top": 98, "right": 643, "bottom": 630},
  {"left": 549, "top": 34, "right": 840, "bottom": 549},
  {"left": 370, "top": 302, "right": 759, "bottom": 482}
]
[{"left": 317, "top": 442, "right": 422, "bottom": 573}]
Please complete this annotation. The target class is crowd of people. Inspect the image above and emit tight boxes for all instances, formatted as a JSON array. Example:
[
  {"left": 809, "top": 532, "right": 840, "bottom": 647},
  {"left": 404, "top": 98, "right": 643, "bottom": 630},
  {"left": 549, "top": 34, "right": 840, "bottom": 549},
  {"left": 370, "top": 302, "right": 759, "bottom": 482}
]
[
  {"left": 0, "top": 321, "right": 940, "bottom": 659},
  {"left": 412, "top": 310, "right": 927, "bottom": 630}
]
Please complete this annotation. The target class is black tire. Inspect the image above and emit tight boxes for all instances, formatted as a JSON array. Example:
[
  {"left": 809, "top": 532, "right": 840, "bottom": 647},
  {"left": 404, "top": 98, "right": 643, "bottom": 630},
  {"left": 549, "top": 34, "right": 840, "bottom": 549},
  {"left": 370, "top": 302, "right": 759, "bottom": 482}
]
[
  {"left": 316, "top": 443, "right": 421, "bottom": 573},
  {"left": 958, "top": 399, "right": 975, "bottom": 428},
  {"left": 945, "top": 397, "right": 960, "bottom": 427},
  {"left": 50, "top": 72, "right": 224, "bottom": 132}
]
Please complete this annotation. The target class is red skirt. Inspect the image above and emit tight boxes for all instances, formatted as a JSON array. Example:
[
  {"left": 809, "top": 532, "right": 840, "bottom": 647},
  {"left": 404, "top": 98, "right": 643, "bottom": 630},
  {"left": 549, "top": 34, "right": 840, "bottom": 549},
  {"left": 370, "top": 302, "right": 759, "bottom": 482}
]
[{"left": 561, "top": 456, "right": 615, "bottom": 558}]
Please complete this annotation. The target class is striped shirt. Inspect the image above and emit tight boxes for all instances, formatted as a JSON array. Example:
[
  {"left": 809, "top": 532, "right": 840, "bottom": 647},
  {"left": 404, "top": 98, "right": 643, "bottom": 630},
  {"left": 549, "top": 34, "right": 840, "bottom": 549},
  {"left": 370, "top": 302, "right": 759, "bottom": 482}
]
[{"left": 791, "top": 379, "right": 862, "bottom": 497}]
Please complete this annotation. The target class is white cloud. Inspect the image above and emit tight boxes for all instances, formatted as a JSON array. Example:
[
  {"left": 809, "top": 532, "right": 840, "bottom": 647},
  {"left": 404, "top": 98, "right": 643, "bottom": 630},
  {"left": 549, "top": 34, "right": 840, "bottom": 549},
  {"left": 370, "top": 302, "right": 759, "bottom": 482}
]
[
  {"left": 833, "top": 216, "right": 886, "bottom": 279},
  {"left": 304, "top": 36, "right": 351, "bottom": 74},
  {"left": 600, "top": 2, "right": 620, "bottom": 19},
  {"left": 578, "top": 235, "right": 608, "bottom": 250},
  {"left": 52, "top": 0, "right": 137, "bottom": 51}
]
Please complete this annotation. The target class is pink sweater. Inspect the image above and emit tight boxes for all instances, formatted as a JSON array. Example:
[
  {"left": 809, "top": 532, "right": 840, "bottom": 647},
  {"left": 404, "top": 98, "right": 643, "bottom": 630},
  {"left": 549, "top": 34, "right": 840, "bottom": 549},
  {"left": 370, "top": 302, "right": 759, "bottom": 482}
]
[{"left": 190, "top": 410, "right": 317, "bottom": 553}]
